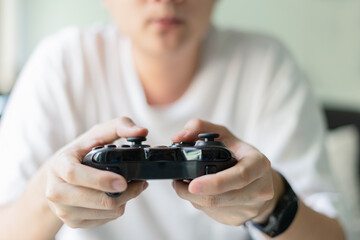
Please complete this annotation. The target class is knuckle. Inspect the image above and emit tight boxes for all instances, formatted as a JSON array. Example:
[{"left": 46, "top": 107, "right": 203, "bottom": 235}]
[
  {"left": 45, "top": 188, "right": 62, "bottom": 203},
  {"left": 115, "top": 205, "right": 125, "bottom": 217},
  {"left": 253, "top": 208, "right": 263, "bottom": 219},
  {"left": 248, "top": 206, "right": 262, "bottom": 219},
  {"left": 238, "top": 166, "right": 250, "bottom": 183},
  {"left": 63, "top": 163, "right": 77, "bottom": 183},
  {"left": 201, "top": 195, "right": 220, "bottom": 208},
  {"left": 259, "top": 185, "right": 274, "bottom": 201},
  {"left": 56, "top": 208, "right": 69, "bottom": 220},
  {"left": 191, "top": 203, "right": 203, "bottom": 210},
  {"left": 100, "top": 195, "right": 118, "bottom": 210}
]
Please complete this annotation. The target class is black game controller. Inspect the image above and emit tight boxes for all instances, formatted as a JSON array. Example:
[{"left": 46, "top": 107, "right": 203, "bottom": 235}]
[{"left": 83, "top": 133, "right": 237, "bottom": 197}]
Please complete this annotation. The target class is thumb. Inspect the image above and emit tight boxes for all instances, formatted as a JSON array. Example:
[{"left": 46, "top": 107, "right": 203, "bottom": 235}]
[
  {"left": 172, "top": 118, "right": 238, "bottom": 147},
  {"left": 71, "top": 117, "right": 148, "bottom": 156}
]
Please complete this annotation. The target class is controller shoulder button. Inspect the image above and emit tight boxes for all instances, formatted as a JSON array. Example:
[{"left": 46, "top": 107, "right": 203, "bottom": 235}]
[
  {"left": 92, "top": 146, "right": 103, "bottom": 151},
  {"left": 105, "top": 144, "right": 117, "bottom": 148},
  {"left": 120, "top": 144, "right": 131, "bottom": 148}
]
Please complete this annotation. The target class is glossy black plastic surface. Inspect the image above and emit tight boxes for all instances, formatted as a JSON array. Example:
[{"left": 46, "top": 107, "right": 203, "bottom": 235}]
[{"left": 82, "top": 133, "right": 237, "bottom": 181}]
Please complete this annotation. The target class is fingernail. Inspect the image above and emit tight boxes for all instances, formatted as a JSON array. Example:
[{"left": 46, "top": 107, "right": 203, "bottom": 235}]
[
  {"left": 112, "top": 180, "right": 126, "bottom": 192},
  {"left": 142, "top": 182, "right": 149, "bottom": 191},
  {"left": 172, "top": 181, "right": 176, "bottom": 189}
]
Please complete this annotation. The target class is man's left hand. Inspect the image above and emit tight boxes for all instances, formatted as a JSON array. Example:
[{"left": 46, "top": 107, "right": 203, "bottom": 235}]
[{"left": 172, "top": 119, "right": 285, "bottom": 226}]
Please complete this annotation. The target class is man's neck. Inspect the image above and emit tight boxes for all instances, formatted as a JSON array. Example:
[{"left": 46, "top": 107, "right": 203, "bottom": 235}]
[{"left": 132, "top": 43, "right": 201, "bottom": 106}]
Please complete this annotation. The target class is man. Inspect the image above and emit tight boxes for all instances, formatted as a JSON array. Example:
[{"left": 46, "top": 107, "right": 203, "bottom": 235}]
[{"left": 0, "top": 0, "right": 345, "bottom": 239}]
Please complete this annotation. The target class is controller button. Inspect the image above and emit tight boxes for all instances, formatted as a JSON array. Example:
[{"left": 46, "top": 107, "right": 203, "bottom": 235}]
[
  {"left": 120, "top": 145, "right": 130, "bottom": 148},
  {"left": 171, "top": 142, "right": 194, "bottom": 147},
  {"left": 180, "top": 142, "right": 194, "bottom": 146},
  {"left": 198, "top": 133, "right": 220, "bottom": 142},
  {"left": 196, "top": 133, "right": 226, "bottom": 147},
  {"left": 205, "top": 165, "right": 217, "bottom": 175},
  {"left": 92, "top": 146, "right": 103, "bottom": 151},
  {"left": 127, "top": 137, "right": 148, "bottom": 147},
  {"left": 105, "top": 144, "right": 117, "bottom": 148}
]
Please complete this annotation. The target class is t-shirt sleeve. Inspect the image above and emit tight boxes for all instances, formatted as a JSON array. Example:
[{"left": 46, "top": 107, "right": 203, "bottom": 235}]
[
  {"left": 243, "top": 39, "right": 346, "bottom": 238},
  {"left": 0, "top": 36, "right": 75, "bottom": 205}
]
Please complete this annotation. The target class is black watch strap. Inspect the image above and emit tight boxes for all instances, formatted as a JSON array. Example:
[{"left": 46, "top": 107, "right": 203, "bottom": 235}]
[{"left": 252, "top": 173, "right": 299, "bottom": 237}]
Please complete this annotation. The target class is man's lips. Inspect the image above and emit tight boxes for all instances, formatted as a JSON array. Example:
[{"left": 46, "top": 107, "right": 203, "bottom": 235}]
[{"left": 152, "top": 17, "right": 184, "bottom": 28}]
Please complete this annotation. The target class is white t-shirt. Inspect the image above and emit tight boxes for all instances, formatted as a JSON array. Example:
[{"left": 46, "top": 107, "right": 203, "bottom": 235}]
[{"left": 0, "top": 25, "right": 341, "bottom": 240}]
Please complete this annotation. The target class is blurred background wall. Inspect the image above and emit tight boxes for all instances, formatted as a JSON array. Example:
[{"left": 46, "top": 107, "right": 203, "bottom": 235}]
[{"left": 1, "top": 0, "right": 359, "bottom": 111}]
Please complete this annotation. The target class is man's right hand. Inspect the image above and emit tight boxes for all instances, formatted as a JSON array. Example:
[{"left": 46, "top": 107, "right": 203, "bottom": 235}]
[{"left": 45, "top": 117, "right": 149, "bottom": 228}]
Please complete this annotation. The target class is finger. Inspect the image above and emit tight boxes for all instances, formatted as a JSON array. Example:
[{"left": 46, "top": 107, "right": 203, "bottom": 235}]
[
  {"left": 51, "top": 203, "right": 126, "bottom": 222},
  {"left": 188, "top": 153, "right": 269, "bottom": 195},
  {"left": 70, "top": 117, "right": 148, "bottom": 157},
  {"left": 173, "top": 177, "right": 273, "bottom": 208},
  {"left": 47, "top": 175, "right": 148, "bottom": 210},
  {"left": 51, "top": 156, "right": 128, "bottom": 193},
  {"left": 78, "top": 219, "right": 117, "bottom": 228},
  {"left": 65, "top": 218, "right": 115, "bottom": 229},
  {"left": 171, "top": 118, "right": 238, "bottom": 147}
]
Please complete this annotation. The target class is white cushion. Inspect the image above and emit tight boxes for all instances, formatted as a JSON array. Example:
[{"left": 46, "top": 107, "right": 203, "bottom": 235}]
[{"left": 326, "top": 125, "right": 360, "bottom": 239}]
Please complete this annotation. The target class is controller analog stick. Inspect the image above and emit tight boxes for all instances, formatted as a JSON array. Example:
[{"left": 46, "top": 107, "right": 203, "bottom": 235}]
[
  {"left": 198, "top": 133, "right": 220, "bottom": 142},
  {"left": 127, "top": 137, "right": 148, "bottom": 147},
  {"left": 196, "top": 133, "right": 225, "bottom": 147}
]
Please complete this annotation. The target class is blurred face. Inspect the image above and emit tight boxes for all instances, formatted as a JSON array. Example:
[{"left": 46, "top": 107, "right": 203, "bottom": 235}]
[{"left": 104, "top": 0, "right": 216, "bottom": 56}]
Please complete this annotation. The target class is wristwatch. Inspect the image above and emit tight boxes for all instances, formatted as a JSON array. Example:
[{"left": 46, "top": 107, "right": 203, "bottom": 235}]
[{"left": 252, "top": 173, "right": 299, "bottom": 238}]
